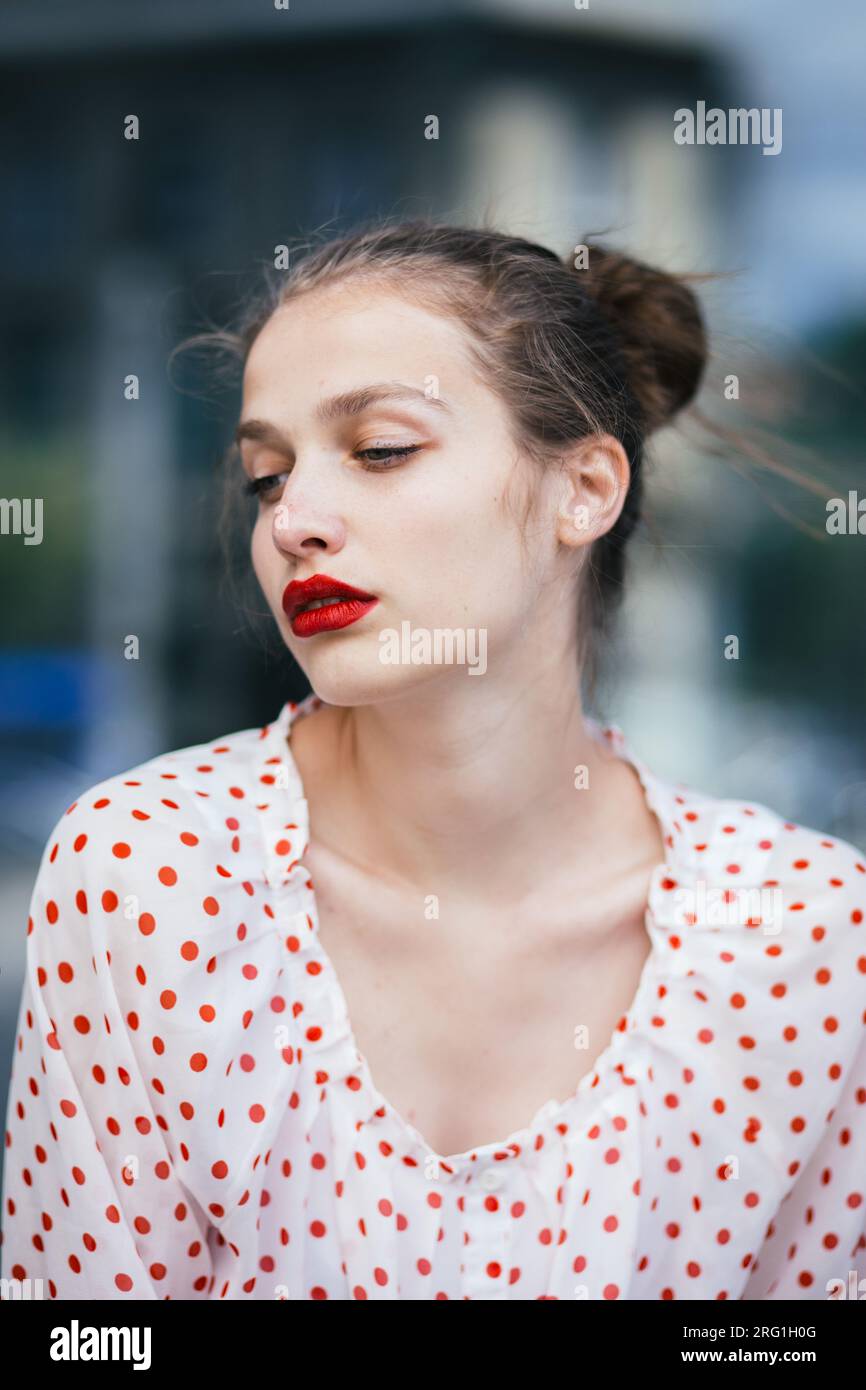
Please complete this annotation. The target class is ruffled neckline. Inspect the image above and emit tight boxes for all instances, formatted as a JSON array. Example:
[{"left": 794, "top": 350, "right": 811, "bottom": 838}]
[{"left": 252, "top": 690, "right": 712, "bottom": 1177}]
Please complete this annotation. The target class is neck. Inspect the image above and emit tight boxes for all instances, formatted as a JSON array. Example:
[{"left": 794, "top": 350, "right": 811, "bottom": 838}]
[{"left": 297, "top": 661, "right": 658, "bottom": 907}]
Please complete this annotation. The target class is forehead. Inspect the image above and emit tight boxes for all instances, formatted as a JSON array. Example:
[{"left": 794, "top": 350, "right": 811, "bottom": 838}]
[{"left": 241, "top": 282, "right": 477, "bottom": 400}]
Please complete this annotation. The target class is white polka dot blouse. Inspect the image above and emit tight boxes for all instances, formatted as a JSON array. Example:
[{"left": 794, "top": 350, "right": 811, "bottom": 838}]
[{"left": 2, "top": 692, "right": 865, "bottom": 1300}]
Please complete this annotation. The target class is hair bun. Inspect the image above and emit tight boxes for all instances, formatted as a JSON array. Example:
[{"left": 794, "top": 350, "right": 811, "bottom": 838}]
[{"left": 579, "top": 243, "right": 707, "bottom": 434}]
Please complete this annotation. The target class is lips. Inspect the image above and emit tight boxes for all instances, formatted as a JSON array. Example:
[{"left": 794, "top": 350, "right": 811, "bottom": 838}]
[{"left": 281, "top": 574, "right": 379, "bottom": 638}]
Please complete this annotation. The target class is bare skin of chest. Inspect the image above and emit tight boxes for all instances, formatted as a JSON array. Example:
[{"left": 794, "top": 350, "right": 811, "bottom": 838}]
[{"left": 302, "top": 839, "right": 656, "bottom": 1160}]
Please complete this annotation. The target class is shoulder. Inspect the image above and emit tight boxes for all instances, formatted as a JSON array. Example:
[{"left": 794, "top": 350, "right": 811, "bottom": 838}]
[
  {"left": 78, "top": 715, "right": 271, "bottom": 826},
  {"left": 617, "top": 723, "right": 865, "bottom": 942},
  {"left": 27, "top": 710, "right": 292, "bottom": 958},
  {"left": 659, "top": 775, "right": 865, "bottom": 935},
  {"left": 651, "top": 770, "right": 866, "bottom": 1078},
  {"left": 42, "top": 712, "right": 278, "bottom": 858}
]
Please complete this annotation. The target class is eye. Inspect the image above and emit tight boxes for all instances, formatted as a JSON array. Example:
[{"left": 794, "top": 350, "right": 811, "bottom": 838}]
[
  {"left": 355, "top": 444, "right": 421, "bottom": 470},
  {"left": 244, "top": 472, "right": 289, "bottom": 500},
  {"left": 243, "top": 444, "right": 421, "bottom": 496}
]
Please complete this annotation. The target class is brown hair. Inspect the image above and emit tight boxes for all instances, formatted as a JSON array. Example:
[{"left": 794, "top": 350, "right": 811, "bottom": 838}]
[{"left": 172, "top": 217, "right": 825, "bottom": 677}]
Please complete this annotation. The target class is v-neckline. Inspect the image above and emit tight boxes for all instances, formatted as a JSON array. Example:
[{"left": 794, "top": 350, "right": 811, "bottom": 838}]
[{"left": 269, "top": 692, "right": 680, "bottom": 1172}]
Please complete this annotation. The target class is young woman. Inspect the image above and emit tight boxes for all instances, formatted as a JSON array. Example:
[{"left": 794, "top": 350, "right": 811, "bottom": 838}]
[{"left": 2, "top": 222, "right": 864, "bottom": 1302}]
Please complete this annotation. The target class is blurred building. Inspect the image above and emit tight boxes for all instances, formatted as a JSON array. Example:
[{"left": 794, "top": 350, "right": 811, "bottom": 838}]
[{"left": 0, "top": 2, "right": 863, "bottom": 1071}]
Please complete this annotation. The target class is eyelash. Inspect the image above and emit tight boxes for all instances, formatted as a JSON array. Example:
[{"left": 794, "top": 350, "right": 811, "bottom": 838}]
[{"left": 243, "top": 445, "right": 421, "bottom": 498}]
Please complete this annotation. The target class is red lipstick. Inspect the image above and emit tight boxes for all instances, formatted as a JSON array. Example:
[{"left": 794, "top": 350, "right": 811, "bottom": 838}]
[{"left": 282, "top": 574, "right": 379, "bottom": 638}]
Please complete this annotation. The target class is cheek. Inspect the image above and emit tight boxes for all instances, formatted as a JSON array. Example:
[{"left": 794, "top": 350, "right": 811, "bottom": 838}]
[
  {"left": 398, "top": 463, "right": 529, "bottom": 615},
  {"left": 250, "top": 518, "right": 278, "bottom": 594},
  {"left": 403, "top": 447, "right": 519, "bottom": 541}
]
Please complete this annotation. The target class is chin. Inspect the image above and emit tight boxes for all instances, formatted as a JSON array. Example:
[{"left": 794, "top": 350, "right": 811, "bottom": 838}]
[{"left": 289, "top": 639, "right": 457, "bottom": 708}]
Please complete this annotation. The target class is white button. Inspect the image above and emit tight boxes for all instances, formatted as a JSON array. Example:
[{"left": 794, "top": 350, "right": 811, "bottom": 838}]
[{"left": 479, "top": 1166, "right": 504, "bottom": 1191}]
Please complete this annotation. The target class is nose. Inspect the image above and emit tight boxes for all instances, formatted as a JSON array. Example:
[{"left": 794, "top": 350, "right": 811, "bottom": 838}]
[{"left": 270, "top": 477, "right": 347, "bottom": 558}]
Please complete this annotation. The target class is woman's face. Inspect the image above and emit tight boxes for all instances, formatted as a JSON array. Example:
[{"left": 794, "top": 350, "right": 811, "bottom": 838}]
[{"left": 238, "top": 280, "right": 576, "bottom": 705}]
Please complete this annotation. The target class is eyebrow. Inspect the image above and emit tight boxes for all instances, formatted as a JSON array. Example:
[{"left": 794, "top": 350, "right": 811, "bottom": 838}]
[{"left": 234, "top": 382, "right": 451, "bottom": 451}]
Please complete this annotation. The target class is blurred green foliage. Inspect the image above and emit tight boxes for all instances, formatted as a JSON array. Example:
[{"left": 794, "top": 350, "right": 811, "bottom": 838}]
[{"left": 0, "top": 433, "right": 90, "bottom": 645}]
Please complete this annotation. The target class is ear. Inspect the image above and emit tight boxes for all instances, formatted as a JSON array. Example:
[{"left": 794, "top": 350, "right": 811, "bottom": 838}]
[{"left": 554, "top": 433, "right": 631, "bottom": 550}]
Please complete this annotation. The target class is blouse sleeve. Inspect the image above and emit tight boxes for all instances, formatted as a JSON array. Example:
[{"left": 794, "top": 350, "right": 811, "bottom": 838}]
[
  {"left": 740, "top": 843, "right": 866, "bottom": 1301},
  {"left": 741, "top": 1028, "right": 866, "bottom": 1300},
  {"left": 1, "top": 801, "right": 215, "bottom": 1300}
]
